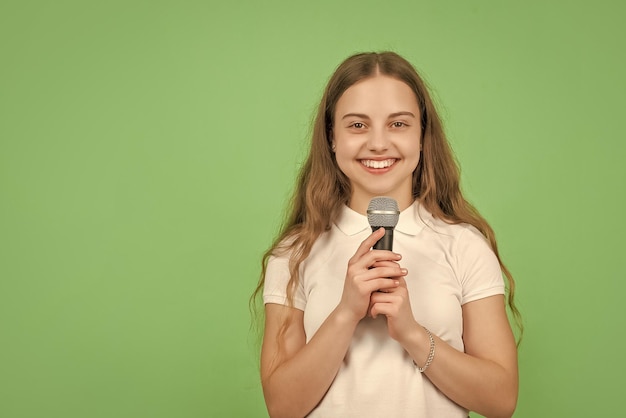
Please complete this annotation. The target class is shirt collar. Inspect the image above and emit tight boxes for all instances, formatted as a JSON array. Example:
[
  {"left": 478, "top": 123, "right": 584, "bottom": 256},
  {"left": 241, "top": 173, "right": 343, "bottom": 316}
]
[{"left": 335, "top": 200, "right": 426, "bottom": 237}]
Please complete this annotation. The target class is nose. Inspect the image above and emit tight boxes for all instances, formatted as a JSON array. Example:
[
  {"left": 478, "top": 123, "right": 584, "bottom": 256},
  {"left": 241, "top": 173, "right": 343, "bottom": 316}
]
[{"left": 367, "top": 128, "right": 389, "bottom": 152}]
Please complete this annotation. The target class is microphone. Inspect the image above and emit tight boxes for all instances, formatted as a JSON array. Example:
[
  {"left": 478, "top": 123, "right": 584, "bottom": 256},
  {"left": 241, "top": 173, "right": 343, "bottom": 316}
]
[{"left": 367, "top": 197, "right": 400, "bottom": 251}]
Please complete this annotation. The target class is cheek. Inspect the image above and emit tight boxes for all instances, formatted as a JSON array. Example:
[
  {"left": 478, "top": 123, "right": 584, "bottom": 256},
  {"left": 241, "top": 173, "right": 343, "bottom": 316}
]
[
  {"left": 333, "top": 140, "right": 357, "bottom": 161},
  {"left": 334, "top": 152, "right": 351, "bottom": 174},
  {"left": 405, "top": 143, "right": 421, "bottom": 168},
  {"left": 333, "top": 146, "right": 357, "bottom": 177}
]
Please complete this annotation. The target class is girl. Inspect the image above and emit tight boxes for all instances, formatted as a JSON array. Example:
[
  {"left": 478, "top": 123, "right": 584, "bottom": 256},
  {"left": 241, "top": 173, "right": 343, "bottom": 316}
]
[{"left": 253, "top": 52, "right": 519, "bottom": 418}]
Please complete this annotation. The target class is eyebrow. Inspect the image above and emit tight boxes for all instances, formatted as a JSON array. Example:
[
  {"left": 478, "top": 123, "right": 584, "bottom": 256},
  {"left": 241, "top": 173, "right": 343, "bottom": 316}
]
[{"left": 341, "top": 111, "right": 416, "bottom": 120}]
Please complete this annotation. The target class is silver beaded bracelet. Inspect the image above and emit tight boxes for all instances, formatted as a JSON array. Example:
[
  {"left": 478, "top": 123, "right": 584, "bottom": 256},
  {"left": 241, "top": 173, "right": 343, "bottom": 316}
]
[{"left": 416, "top": 327, "right": 435, "bottom": 373}]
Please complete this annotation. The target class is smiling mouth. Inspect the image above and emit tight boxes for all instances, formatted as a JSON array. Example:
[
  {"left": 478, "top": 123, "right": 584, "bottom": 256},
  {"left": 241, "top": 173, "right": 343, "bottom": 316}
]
[{"left": 360, "top": 159, "right": 397, "bottom": 169}]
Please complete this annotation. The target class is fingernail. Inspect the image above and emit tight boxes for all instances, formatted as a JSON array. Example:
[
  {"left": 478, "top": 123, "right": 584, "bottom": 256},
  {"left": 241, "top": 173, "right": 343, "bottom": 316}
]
[{"left": 401, "top": 268, "right": 408, "bottom": 274}]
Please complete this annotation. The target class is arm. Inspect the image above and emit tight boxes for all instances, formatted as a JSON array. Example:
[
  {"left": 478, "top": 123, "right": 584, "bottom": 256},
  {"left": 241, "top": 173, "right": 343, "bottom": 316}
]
[
  {"left": 371, "top": 287, "right": 518, "bottom": 418},
  {"left": 260, "top": 228, "right": 407, "bottom": 418},
  {"left": 427, "top": 294, "right": 518, "bottom": 417},
  {"left": 261, "top": 303, "right": 358, "bottom": 418}
]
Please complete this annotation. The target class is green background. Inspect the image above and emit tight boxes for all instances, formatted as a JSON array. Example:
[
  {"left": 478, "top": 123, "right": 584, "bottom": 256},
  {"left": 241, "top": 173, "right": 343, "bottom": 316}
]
[{"left": 1, "top": 0, "right": 624, "bottom": 416}]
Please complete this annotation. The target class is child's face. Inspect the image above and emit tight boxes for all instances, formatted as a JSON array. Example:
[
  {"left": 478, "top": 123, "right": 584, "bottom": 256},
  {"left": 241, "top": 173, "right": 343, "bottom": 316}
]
[{"left": 333, "top": 75, "right": 422, "bottom": 213}]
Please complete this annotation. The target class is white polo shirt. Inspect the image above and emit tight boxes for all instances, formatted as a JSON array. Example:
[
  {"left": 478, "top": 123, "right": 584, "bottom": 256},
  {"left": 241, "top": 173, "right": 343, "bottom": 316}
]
[{"left": 264, "top": 201, "right": 504, "bottom": 417}]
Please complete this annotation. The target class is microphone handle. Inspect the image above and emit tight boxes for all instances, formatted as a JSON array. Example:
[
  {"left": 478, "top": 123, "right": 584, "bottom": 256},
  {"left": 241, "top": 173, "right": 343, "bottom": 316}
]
[{"left": 371, "top": 226, "right": 394, "bottom": 251}]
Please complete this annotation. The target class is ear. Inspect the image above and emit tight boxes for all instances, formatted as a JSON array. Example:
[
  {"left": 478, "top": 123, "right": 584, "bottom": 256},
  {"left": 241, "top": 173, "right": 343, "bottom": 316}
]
[{"left": 331, "top": 141, "right": 336, "bottom": 152}]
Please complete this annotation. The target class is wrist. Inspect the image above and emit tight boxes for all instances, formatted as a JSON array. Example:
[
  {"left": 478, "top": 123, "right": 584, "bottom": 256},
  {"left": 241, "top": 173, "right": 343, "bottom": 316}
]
[
  {"left": 401, "top": 324, "right": 436, "bottom": 372},
  {"left": 414, "top": 327, "right": 435, "bottom": 373},
  {"left": 331, "top": 305, "right": 362, "bottom": 328},
  {"left": 397, "top": 320, "right": 423, "bottom": 348}
]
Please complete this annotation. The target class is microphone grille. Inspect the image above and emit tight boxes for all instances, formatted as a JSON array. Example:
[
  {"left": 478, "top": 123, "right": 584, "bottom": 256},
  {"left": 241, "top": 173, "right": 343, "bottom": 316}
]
[{"left": 367, "top": 197, "right": 400, "bottom": 228}]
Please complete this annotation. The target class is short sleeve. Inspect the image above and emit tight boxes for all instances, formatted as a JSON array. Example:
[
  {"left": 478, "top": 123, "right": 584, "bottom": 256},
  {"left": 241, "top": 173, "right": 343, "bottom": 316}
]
[
  {"left": 263, "top": 255, "right": 307, "bottom": 311},
  {"left": 455, "top": 225, "right": 505, "bottom": 305}
]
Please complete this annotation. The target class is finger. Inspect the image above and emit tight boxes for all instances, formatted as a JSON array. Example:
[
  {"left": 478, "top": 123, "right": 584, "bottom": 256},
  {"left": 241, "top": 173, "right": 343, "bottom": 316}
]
[
  {"left": 370, "top": 292, "right": 391, "bottom": 303},
  {"left": 358, "top": 249, "right": 402, "bottom": 269},
  {"left": 370, "top": 301, "right": 393, "bottom": 319},
  {"left": 370, "top": 293, "right": 402, "bottom": 309},
  {"left": 363, "top": 278, "right": 400, "bottom": 294},
  {"left": 370, "top": 302, "right": 396, "bottom": 319},
  {"left": 355, "top": 278, "right": 399, "bottom": 301},
  {"left": 395, "top": 276, "right": 409, "bottom": 287},
  {"left": 350, "top": 228, "right": 386, "bottom": 261},
  {"left": 379, "top": 278, "right": 410, "bottom": 295},
  {"left": 356, "top": 266, "right": 407, "bottom": 282},
  {"left": 370, "top": 290, "right": 404, "bottom": 302},
  {"left": 386, "top": 269, "right": 409, "bottom": 281},
  {"left": 348, "top": 252, "right": 401, "bottom": 275},
  {"left": 369, "top": 291, "right": 401, "bottom": 318},
  {"left": 371, "top": 260, "right": 401, "bottom": 269}
]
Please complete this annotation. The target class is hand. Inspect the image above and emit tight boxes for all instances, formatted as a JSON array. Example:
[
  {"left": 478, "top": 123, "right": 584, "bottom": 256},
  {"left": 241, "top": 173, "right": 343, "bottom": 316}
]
[
  {"left": 337, "top": 228, "right": 407, "bottom": 323},
  {"left": 369, "top": 276, "right": 420, "bottom": 344}
]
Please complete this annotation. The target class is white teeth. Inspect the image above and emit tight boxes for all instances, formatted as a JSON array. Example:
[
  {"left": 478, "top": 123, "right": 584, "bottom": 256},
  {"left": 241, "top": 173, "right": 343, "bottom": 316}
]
[{"left": 361, "top": 159, "right": 395, "bottom": 169}]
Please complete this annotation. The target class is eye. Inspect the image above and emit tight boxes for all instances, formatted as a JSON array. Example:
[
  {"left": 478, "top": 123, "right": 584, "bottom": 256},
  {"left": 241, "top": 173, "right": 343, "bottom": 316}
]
[
  {"left": 391, "top": 121, "right": 408, "bottom": 128},
  {"left": 349, "top": 122, "right": 366, "bottom": 129}
]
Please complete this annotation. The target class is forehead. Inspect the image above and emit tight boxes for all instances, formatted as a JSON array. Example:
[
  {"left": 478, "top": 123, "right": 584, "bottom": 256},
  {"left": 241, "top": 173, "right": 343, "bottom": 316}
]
[{"left": 335, "top": 75, "right": 419, "bottom": 115}]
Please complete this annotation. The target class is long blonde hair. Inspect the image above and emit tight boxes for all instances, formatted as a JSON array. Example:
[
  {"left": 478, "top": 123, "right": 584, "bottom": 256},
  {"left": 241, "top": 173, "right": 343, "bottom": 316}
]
[{"left": 251, "top": 51, "right": 522, "bottom": 340}]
